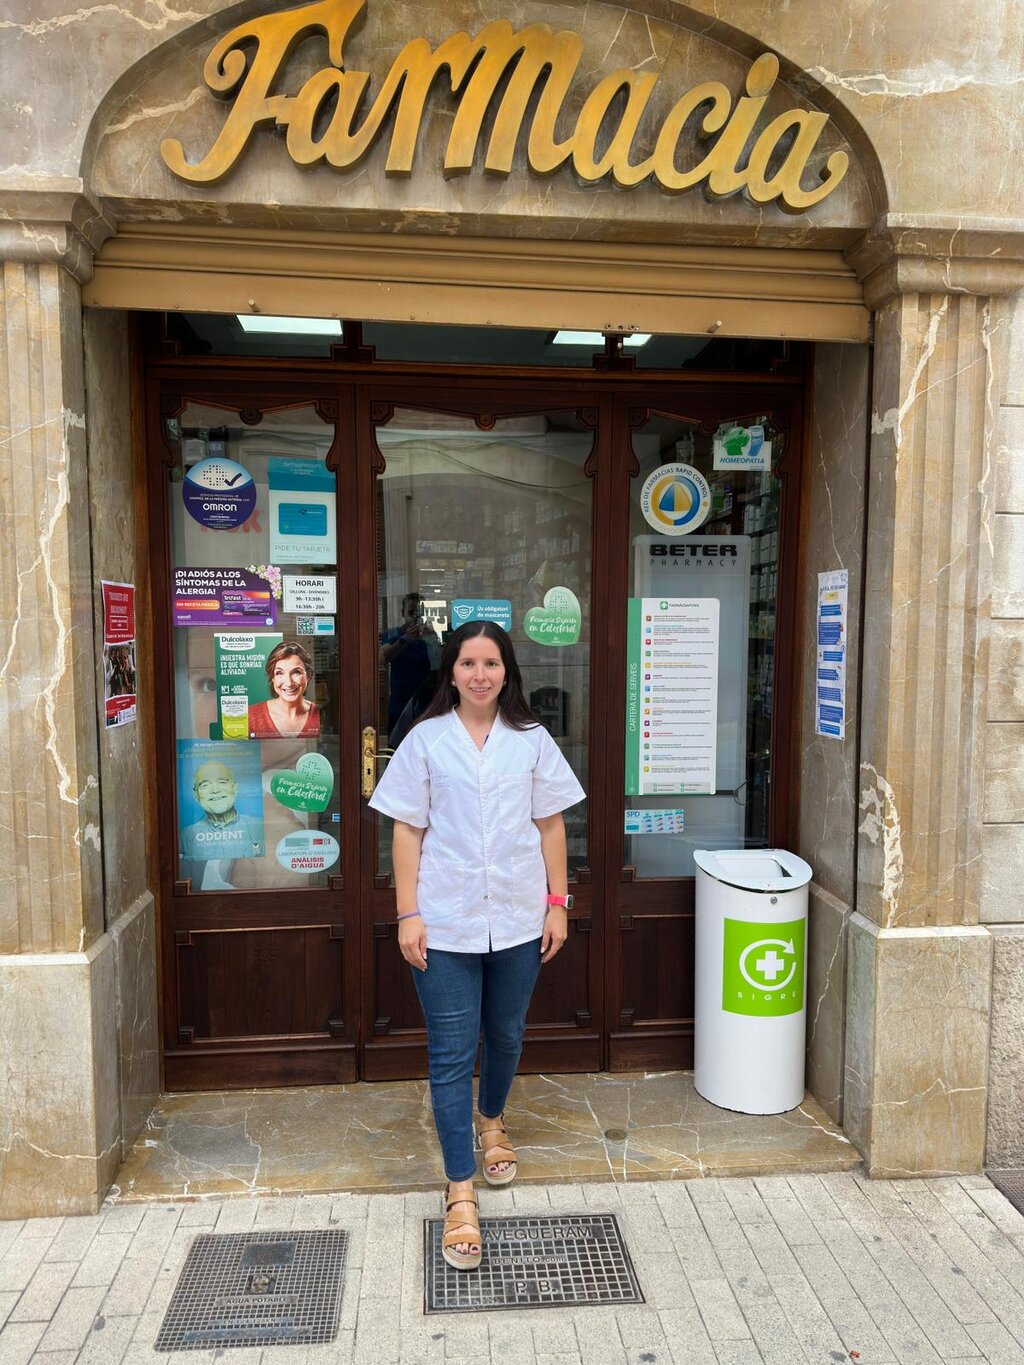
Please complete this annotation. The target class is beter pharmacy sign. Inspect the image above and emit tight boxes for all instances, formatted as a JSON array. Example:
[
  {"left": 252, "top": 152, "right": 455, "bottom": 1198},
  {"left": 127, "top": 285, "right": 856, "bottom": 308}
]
[{"left": 162, "top": 0, "right": 849, "bottom": 213}]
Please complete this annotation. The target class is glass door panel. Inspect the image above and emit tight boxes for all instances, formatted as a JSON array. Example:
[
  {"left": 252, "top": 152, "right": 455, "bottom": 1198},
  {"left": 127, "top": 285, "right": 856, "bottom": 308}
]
[
  {"left": 165, "top": 402, "right": 340, "bottom": 892},
  {"left": 373, "top": 407, "right": 594, "bottom": 879},
  {"left": 625, "top": 411, "right": 784, "bottom": 880}
]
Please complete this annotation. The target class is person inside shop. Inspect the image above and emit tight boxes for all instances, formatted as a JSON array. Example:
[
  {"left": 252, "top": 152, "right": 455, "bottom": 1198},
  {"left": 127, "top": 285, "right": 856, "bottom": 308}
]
[
  {"left": 379, "top": 592, "right": 439, "bottom": 745},
  {"left": 249, "top": 641, "right": 320, "bottom": 738},
  {"left": 178, "top": 760, "right": 264, "bottom": 862},
  {"left": 369, "top": 621, "right": 585, "bottom": 1272}
]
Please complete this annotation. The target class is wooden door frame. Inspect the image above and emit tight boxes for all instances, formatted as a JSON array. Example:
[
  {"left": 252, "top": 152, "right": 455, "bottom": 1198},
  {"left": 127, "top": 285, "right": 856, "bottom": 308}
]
[{"left": 142, "top": 339, "right": 807, "bottom": 1089}]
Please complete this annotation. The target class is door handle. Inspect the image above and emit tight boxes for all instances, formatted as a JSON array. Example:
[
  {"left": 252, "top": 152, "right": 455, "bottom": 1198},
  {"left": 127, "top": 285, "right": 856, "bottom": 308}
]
[{"left": 362, "top": 726, "right": 394, "bottom": 798}]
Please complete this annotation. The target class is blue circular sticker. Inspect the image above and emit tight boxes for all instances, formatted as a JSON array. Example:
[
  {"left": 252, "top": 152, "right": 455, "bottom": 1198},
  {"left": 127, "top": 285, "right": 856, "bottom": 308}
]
[{"left": 182, "top": 457, "right": 257, "bottom": 529}]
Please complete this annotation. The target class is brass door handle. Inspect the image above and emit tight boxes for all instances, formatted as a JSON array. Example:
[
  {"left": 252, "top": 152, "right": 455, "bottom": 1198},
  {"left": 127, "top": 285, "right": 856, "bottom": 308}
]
[{"left": 362, "top": 726, "right": 394, "bottom": 799}]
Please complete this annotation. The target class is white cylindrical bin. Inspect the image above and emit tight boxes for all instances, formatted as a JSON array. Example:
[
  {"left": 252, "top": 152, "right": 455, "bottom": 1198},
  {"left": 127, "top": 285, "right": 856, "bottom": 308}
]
[{"left": 693, "top": 848, "right": 813, "bottom": 1115}]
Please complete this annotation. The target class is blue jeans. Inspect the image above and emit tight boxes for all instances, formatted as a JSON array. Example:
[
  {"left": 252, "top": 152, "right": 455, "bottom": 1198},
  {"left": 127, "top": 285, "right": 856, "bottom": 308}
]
[{"left": 411, "top": 937, "right": 542, "bottom": 1181}]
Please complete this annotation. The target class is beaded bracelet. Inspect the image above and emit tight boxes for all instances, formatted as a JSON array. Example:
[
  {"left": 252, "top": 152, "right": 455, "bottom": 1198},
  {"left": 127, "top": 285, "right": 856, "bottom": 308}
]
[{"left": 396, "top": 911, "right": 421, "bottom": 921}]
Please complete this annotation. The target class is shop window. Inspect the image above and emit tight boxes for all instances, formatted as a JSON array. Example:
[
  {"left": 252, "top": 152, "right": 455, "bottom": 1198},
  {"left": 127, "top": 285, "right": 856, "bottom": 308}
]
[{"left": 166, "top": 403, "right": 340, "bottom": 892}]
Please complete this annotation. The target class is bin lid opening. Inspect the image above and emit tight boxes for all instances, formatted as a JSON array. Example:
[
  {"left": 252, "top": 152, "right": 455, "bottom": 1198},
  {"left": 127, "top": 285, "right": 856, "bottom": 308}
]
[
  {"left": 718, "top": 855, "right": 787, "bottom": 880},
  {"left": 693, "top": 848, "right": 813, "bottom": 890}
]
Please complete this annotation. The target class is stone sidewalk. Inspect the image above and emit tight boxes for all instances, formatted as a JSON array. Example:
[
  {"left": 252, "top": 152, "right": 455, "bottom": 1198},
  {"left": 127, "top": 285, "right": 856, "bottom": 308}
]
[{"left": 3, "top": 1172, "right": 1024, "bottom": 1364}]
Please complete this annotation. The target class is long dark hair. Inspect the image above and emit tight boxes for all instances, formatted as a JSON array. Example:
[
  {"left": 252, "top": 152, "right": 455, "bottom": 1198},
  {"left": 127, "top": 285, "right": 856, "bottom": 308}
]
[{"left": 415, "top": 622, "right": 538, "bottom": 731}]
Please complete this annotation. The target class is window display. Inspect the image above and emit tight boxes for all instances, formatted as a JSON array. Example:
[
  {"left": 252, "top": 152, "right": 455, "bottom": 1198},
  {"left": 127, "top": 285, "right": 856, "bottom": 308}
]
[{"left": 167, "top": 404, "right": 340, "bottom": 892}]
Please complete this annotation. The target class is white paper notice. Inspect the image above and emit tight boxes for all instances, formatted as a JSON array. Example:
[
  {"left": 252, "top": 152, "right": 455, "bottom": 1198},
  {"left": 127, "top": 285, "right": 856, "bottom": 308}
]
[
  {"left": 816, "top": 569, "right": 849, "bottom": 739},
  {"left": 626, "top": 597, "right": 720, "bottom": 795},
  {"left": 283, "top": 574, "right": 337, "bottom": 614}
]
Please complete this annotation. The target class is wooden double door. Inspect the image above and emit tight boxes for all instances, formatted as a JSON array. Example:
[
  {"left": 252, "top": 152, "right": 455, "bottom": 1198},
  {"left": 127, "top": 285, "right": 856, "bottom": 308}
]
[{"left": 149, "top": 360, "right": 802, "bottom": 1090}]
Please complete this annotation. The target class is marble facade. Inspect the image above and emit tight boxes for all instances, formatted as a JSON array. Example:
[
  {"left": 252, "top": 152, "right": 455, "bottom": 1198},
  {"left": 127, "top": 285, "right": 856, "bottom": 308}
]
[{"left": 2, "top": 0, "right": 1024, "bottom": 1212}]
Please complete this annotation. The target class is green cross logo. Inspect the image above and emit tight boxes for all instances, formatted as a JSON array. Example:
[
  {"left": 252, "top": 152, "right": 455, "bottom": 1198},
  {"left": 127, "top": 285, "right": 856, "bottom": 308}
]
[{"left": 722, "top": 917, "right": 805, "bottom": 1017}]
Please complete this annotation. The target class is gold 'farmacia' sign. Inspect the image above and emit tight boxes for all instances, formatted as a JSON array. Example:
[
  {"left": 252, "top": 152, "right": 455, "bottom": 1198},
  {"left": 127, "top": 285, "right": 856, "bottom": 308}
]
[{"left": 162, "top": 0, "right": 849, "bottom": 212}]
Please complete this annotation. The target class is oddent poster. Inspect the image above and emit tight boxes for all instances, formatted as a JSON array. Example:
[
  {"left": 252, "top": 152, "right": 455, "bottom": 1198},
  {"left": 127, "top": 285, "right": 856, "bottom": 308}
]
[
  {"left": 215, "top": 632, "right": 282, "bottom": 739},
  {"left": 102, "top": 580, "right": 137, "bottom": 727},
  {"left": 177, "top": 738, "right": 265, "bottom": 861},
  {"left": 269, "top": 457, "right": 336, "bottom": 564}
]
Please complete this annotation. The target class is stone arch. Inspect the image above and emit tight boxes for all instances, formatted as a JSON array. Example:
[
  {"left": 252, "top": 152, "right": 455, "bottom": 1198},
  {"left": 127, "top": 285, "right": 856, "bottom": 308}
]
[{"left": 82, "top": 0, "right": 886, "bottom": 246}]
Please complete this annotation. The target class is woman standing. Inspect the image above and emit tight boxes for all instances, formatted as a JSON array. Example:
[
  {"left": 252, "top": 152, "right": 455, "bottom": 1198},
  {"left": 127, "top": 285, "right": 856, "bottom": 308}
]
[{"left": 369, "top": 621, "right": 584, "bottom": 1271}]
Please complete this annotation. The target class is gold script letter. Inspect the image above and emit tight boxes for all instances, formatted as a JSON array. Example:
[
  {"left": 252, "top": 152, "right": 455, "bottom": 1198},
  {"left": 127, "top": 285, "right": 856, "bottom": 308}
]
[{"left": 161, "top": 0, "right": 366, "bottom": 185}]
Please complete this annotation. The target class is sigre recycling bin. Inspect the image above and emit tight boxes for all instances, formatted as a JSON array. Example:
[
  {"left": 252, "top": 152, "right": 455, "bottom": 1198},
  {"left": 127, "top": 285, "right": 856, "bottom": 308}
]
[{"left": 693, "top": 848, "right": 813, "bottom": 1115}]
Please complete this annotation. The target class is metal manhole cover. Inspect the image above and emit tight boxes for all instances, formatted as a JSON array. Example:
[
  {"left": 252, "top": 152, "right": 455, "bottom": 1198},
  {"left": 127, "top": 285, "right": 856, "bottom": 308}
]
[
  {"left": 154, "top": 1230, "right": 348, "bottom": 1351},
  {"left": 988, "top": 1169, "right": 1024, "bottom": 1217},
  {"left": 424, "top": 1212, "right": 643, "bottom": 1314}
]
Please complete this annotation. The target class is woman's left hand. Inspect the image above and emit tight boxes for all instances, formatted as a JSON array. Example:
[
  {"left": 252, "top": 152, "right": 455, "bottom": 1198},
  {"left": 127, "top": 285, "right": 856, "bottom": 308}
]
[{"left": 541, "top": 906, "right": 568, "bottom": 963}]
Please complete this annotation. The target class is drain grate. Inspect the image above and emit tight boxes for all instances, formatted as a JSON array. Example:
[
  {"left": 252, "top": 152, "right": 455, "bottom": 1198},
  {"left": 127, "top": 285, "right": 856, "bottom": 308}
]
[
  {"left": 424, "top": 1212, "right": 643, "bottom": 1314},
  {"left": 988, "top": 1169, "right": 1024, "bottom": 1217},
  {"left": 154, "top": 1230, "right": 348, "bottom": 1351}
]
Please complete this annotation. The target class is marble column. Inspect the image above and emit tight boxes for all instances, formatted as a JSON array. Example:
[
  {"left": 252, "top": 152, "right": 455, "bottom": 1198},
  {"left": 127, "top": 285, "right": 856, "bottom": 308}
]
[
  {"left": 839, "top": 234, "right": 1022, "bottom": 1175},
  {"left": 0, "top": 190, "right": 124, "bottom": 1216}
]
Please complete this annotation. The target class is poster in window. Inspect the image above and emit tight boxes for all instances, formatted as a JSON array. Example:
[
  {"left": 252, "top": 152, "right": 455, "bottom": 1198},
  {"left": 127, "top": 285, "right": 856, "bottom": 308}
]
[
  {"left": 215, "top": 633, "right": 321, "bottom": 739},
  {"left": 177, "top": 739, "right": 264, "bottom": 861},
  {"left": 268, "top": 457, "right": 336, "bottom": 564}
]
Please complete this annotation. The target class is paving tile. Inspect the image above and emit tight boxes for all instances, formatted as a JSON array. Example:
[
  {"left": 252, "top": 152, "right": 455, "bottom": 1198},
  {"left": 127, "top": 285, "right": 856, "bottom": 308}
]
[
  {"left": 720, "top": 1179, "right": 773, "bottom": 1227},
  {"left": 750, "top": 1178, "right": 823, "bottom": 1247},
  {"left": 571, "top": 1314, "right": 629, "bottom": 1365},
  {"left": 18, "top": 1217, "right": 64, "bottom": 1240},
  {"left": 99, "top": 1205, "right": 147, "bottom": 1236},
  {"left": 658, "top": 1305, "right": 719, "bottom": 1365},
  {"left": 77, "top": 1312, "right": 141, "bottom": 1365},
  {"left": 36, "top": 1284, "right": 108, "bottom": 1352},
  {"left": 8, "top": 1259, "right": 75, "bottom": 1322},
  {"left": 176, "top": 1202, "right": 219, "bottom": 1228},
  {"left": 765, "top": 1271, "right": 848, "bottom": 1363},
  {"left": 0, "top": 1320, "right": 47, "bottom": 1365},
  {"left": 42, "top": 1223, "right": 103, "bottom": 1261},
  {"left": 487, "top": 1316, "right": 535, "bottom": 1359},
  {"left": 0, "top": 1291, "right": 19, "bottom": 1329},
  {"left": 354, "top": 1293, "right": 401, "bottom": 1365},
  {"left": 965, "top": 1318, "right": 1024, "bottom": 1360},
  {"left": 532, "top": 1318, "right": 579, "bottom": 1354},
  {"left": 712, "top": 1343, "right": 765, "bottom": 1364},
  {"left": 0, "top": 1224, "right": 25, "bottom": 1261},
  {"left": 212, "top": 1199, "right": 258, "bottom": 1233},
  {"left": 787, "top": 1173, "right": 847, "bottom": 1225},
  {"left": 0, "top": 1234, "right": 49, "bottom": 1293},
  {"left": 689, "top": 1276, "right": 751, "bottom": 1340},
  {"left": 102, "top": 1246, "right": 162, "bottom": 1317},
  {"left": 967, "top": 1186, "right": 1024, "bottom": 1238},
  {"left": 73, "top": 1231, "right": 134, "bottom": 1287},
  {"left": 252, "top": 1194, "right": 300, "bottom": 1228},
  {"left": 440, "top": 1313, "right": 489, "bottom": 1357}
]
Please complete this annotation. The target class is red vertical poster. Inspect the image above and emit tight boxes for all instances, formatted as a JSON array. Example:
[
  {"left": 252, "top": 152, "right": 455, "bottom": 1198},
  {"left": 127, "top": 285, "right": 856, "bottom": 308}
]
[{"left": 102, "top": 580, "right": 137, "bottom": 727}]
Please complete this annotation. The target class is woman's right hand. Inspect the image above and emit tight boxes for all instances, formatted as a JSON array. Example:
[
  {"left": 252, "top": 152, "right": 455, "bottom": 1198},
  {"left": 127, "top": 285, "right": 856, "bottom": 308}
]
[{"left": 398, "top": 914, "right": 428, "bottom": 971}]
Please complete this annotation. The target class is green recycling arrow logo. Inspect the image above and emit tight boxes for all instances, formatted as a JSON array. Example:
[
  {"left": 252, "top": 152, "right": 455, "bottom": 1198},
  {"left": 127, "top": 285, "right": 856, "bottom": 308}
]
[{"left": 723, "top": 917, "right": 805, "bottom": 1017}]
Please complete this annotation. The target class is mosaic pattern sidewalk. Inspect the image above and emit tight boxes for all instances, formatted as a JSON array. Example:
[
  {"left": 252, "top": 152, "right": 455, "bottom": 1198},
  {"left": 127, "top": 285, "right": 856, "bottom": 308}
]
[{"left": 3, "top": 1173, "right": 1024, "bottom": 1363}]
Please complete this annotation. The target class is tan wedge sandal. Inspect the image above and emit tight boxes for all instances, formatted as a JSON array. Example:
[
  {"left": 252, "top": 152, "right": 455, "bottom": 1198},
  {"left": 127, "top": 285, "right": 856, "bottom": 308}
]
[
  {"left": 478, "top": 1113, "right": 517, "bottom": 1187},
  {"left": 442, "top": 1185, "right": 482, "bottom": 1271}
]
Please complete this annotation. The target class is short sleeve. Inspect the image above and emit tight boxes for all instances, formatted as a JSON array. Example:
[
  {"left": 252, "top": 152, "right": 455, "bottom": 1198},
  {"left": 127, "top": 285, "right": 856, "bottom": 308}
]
[
  {"left": 531, "top": 727, "right": 586, "bottom": 819},
  {"left": 368, "top": 730, "right": 430, "bottom": 828}
]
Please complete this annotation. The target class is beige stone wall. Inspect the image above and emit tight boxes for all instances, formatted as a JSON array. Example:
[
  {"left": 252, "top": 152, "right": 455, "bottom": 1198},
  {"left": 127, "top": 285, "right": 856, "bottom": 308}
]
[
  {"left": 798, "top": 342, "right": 871, "bottom": 1124},
  {"left": 2, "top": 0, "right": 1021, "bottom": 230},
  {"left": 983, "top": 290, "right": 1024, "bottom": 1166}
]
